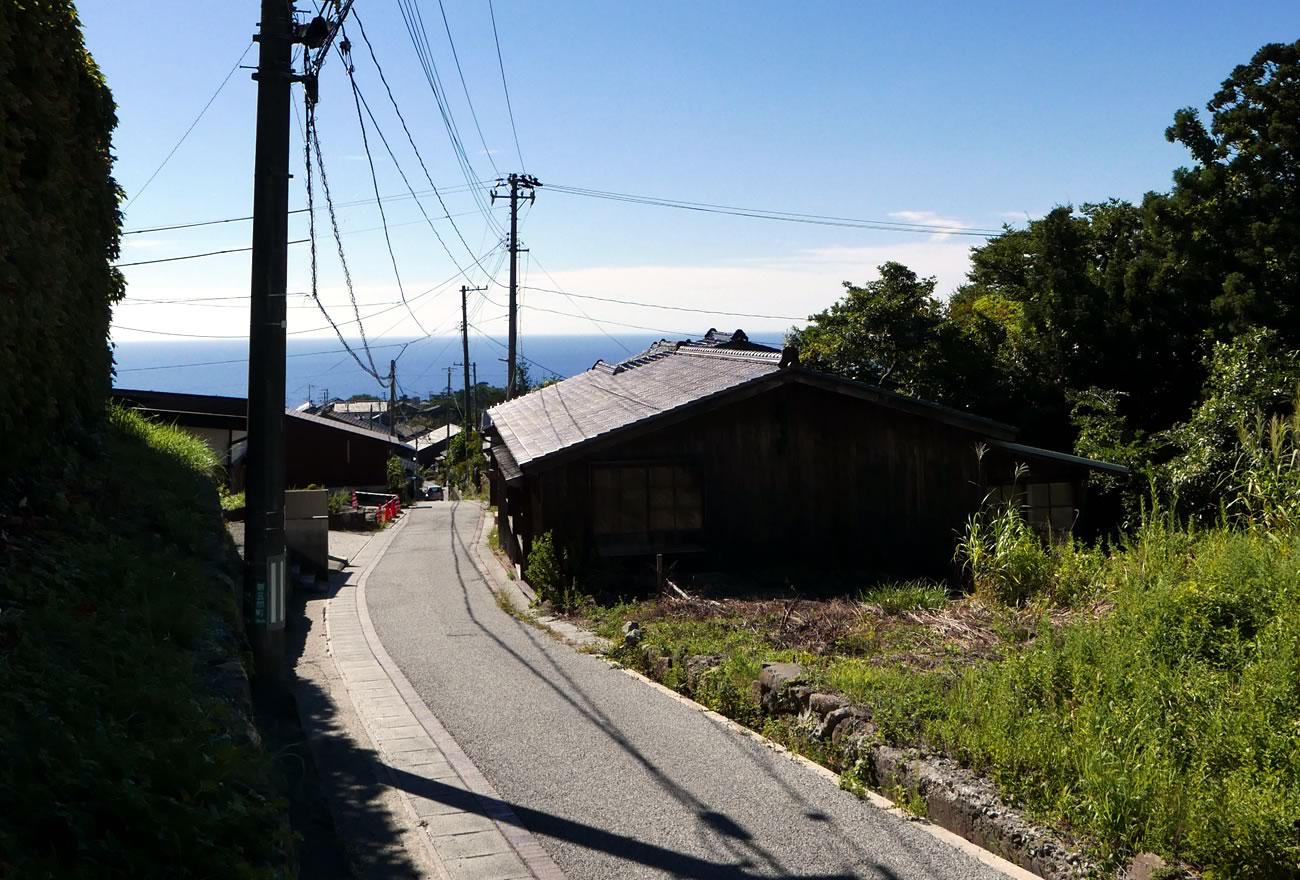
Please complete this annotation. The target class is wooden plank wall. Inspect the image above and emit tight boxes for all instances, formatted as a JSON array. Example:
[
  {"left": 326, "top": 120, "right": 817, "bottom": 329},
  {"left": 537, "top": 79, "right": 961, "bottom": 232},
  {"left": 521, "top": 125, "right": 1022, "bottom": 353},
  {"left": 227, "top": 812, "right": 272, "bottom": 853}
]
[{"left": 529, "top": 383, "right": 995, "bottom": 578}]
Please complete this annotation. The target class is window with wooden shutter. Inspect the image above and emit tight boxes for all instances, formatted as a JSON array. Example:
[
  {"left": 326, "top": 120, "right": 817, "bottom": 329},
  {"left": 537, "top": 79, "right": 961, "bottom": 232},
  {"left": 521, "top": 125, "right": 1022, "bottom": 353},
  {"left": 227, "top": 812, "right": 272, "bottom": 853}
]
[{"left": 591, "top": 462, "right": 704, "bottom": 554}]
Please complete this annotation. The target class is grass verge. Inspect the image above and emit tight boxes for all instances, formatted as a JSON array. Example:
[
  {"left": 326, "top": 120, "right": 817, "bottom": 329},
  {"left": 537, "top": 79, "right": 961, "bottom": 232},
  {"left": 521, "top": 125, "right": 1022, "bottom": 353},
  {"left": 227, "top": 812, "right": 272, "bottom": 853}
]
[
  {"left": 582, "top": 520, "right": 1300, "bottom": 877},
  {"left": 0, "top": 406, "right": 286, "bottom": 878}
]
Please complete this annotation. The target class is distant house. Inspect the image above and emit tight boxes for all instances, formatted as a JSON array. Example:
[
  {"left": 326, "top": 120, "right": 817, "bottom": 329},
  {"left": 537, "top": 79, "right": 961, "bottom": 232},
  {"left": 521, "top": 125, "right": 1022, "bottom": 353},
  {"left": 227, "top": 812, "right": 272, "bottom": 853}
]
[
  {"left": 483, "top": 330, "right": 1126, "bottom": 581},
  {"left": 407, "top": 424, "right": 463, "bottom": 469},
  {"left": 112, "top": 389, "right": 415, "bottom": 490}
]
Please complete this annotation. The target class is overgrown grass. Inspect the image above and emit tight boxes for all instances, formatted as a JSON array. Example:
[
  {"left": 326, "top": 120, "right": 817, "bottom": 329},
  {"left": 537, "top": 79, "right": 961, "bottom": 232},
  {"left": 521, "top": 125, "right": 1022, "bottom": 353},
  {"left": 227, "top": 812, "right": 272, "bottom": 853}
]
[
  {"left": 933, "top": 518, "right": 1300, "bottom": 876},
  {"left": 0, "top": 406, "right": 285, "bottom": 877},
  {"left": 859, "top": 580, "right": 949, "bottom": 613},
  {"left": 587, "top": 512, "right": 1300, "bottom": 875}
]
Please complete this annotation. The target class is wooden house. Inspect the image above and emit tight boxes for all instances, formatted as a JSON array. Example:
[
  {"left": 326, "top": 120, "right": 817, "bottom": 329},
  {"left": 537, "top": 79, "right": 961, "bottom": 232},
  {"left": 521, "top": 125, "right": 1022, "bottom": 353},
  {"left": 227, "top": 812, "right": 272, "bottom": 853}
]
[
  {"left": 483, "top": 331, "right": 1126, "bottom": 581},
  {"left": 112, "top": 388, "right": 415, "bottom": 491}
]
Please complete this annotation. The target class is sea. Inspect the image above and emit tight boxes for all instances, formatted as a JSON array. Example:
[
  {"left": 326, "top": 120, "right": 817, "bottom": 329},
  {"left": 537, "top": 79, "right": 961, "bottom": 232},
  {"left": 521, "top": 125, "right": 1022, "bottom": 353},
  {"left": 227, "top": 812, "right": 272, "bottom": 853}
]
[{"left": 111, "top": 334, "right": 669, "bottom": 405}]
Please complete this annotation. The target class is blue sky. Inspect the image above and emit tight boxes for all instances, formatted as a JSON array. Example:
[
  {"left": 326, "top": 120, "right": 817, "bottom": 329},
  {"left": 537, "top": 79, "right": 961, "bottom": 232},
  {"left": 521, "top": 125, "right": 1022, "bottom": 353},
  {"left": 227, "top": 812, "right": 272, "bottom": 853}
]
[{"left": 84, "top": 1, "right": 1297, "bottom": 352}]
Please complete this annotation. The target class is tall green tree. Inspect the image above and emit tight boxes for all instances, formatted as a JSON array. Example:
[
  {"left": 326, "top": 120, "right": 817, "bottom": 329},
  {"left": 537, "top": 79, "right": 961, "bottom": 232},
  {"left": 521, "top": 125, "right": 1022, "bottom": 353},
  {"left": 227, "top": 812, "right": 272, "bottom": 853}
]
[
  {"left": 1162, "top": 40, "right": 1300, "bottom": 340},
  {"left": 789, "top": 262, "right": 946, "bottom": 399}
]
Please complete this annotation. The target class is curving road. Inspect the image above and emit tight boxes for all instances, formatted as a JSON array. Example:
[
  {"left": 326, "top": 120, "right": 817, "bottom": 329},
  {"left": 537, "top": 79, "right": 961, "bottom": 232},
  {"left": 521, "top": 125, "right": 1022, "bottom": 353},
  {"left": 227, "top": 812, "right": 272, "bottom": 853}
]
[{"left": 363, "top": 502, "right": 1013, "bottom": 880}]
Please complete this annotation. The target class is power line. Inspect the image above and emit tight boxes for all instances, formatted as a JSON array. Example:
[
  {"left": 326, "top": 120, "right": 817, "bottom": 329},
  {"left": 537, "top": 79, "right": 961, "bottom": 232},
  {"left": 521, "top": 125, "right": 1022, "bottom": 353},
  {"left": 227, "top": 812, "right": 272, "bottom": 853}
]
[
  {"left": 116, "top": 244, "right": 506, "bottom": 348},
  {"left": 487, "top": 0, "right": 525, "bottom": 172},
  {"left": 526, "top": 254, "right": 635, "bottom": 353},
  {"left": 468, "top": 322, "right": 563, "bottom": 378},
  {"left": 434, "top": 0, "right": 498, "bottom": 177},
  {"left": 306, "top": 102, "right": 383, "bottom": 379},
  {"left": 340, "top": 33, "right": 427, "bottom": 336},
  {"left": 125, "top": 42, "right": 253, "bottom": 209},
  {"left": 303, "top": 91, "right": 385, "bottom": 384},
  {"left": 546, "top": 183, "right": 1005, "bottom": 236},
  {"left": 112, "top": 324, "right": 250, "bottom": 339},
  {"left": 394, "top": 0, "right": 503, "bottom": 236},
  {"left": 112, "top": 341, "right": 420, "bottom": 375},
  {"left": 115, "top": 240, "right": 308, "bottom": 268},
  {"left": 120, "top": 183, "right": 490, "bottom": 235},
  {"left": 521, "top": 285, "right": 804, "bottom": 321},
  {"left": 515, "top": 302, "right": 698, "bottom": 338},
  {"left": 351, "top": 12, "right": 508, "bottom": 279}
]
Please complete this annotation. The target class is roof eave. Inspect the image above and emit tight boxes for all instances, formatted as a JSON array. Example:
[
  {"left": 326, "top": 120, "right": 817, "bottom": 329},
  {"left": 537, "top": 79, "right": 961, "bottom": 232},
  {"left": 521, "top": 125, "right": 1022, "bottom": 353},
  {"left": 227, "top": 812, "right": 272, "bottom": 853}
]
[{"left": 986, "top": 439, "right": 1130, "bottom": 476}]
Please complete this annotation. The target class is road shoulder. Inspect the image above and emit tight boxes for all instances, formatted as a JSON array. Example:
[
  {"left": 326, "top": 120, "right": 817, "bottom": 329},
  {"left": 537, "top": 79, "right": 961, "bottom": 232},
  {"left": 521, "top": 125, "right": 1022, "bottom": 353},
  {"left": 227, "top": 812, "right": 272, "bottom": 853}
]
[{"left": 304, "top": 511, "right": 565, "bottom": 880}]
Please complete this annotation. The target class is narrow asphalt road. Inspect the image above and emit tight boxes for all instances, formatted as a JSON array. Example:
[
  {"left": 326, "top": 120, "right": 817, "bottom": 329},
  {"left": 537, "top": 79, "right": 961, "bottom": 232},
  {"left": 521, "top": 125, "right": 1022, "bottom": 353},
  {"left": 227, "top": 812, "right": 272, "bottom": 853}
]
[{"left": 365, "top": 503, "right": 1011, "bottom": 880}]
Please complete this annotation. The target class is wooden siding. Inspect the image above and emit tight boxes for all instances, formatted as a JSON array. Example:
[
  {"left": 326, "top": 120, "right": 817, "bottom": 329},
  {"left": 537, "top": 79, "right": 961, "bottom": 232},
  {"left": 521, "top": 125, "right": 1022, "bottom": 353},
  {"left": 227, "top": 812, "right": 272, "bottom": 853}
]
[{"left": 515, "top": 382, "right": 996, "bottom": 579}]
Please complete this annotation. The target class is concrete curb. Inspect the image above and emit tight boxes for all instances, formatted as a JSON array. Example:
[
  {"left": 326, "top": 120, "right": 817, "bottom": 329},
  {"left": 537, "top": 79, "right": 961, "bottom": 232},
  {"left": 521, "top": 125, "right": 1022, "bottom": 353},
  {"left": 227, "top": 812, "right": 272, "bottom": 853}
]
[
  {"left": 331, "top": 512, "right": 566, "bottom": 880},
  {"left": 464, "top": 506, "right": 1042, "bottom": 880}
]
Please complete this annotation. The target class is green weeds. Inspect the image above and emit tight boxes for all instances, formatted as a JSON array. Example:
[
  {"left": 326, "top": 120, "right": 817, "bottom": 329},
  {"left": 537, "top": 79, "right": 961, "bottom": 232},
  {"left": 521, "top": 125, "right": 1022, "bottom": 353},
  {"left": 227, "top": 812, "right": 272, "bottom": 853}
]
[
  {"left": 327, "top": 489, "right": 350, "bottom": 514},
  {"left": 0, "top": 406, "right": 284, "bottom": 877},
  {"left": 572, "top": 454, "right": 1300, "bottom": 876},
  {"left": 859, "top": 580, "right": 949, "bottom": 613},
  {"left": 934, "top": 521, "right": 1300, "bottom": 874},
  {"left": 219, "top": 488, "right": 246, "bottom": 512}
]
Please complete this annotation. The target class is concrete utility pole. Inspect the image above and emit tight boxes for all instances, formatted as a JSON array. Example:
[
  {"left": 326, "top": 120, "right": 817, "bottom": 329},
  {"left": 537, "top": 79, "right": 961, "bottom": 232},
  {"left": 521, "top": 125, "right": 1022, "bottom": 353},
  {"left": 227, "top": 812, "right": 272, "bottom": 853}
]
[
  {"left": 491, "top": 173, "right": 540, "bottom": 399},
  {"left": 471, "top": 362, "right": 477, "bottom": 430},
  {"left": 461, "top": 284, "right": 486, "bottom": 430}
]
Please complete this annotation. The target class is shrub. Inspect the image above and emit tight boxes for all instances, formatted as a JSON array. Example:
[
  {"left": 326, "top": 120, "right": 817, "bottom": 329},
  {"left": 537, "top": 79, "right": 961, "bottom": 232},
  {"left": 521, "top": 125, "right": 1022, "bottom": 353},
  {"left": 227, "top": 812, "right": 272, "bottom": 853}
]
[
  {"left": 524, "top": 531, "right": 565, "bottom": 603},
  {"left": 386, "top": 454, "right": 405, "bottom": 497},
  {"left": 693, "top": 654, "right": 763, "bottom": 727},
  {"left": 327, "top": 489, "right": 351, "bottom": 514},
  {"left": 219, "top": 488, "right": 245, "bottom": 513},
  {"left": 1161, "top": 329, "right": 1300, "bottom": 522}
]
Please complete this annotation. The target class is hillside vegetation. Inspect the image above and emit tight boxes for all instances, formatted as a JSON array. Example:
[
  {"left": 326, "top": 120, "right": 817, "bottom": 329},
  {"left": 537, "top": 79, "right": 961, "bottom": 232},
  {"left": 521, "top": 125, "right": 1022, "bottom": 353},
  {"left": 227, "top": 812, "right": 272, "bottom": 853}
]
[{"left": 0, "top": 408, "right": 286, "bottom": 878}]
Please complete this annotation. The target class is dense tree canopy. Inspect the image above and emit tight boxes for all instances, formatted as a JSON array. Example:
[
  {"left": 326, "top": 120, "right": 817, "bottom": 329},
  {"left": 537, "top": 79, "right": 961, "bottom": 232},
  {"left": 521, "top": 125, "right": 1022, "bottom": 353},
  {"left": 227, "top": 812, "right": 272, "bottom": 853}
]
[{"left": 790, "top": 40, "right": 1300, "bottom": 518}]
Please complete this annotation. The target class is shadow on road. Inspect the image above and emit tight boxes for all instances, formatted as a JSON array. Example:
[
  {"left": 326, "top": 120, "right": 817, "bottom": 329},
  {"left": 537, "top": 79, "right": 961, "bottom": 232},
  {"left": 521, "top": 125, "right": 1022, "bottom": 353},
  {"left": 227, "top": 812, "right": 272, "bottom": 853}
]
[
  {"left": 428, "top": 502, "right": 894, "bottom": 880},
  {"left": 276, "top": 567, "right": 424, "bottom": 880},
  {"left": 389, "top": 766, "right": 874, "bottom": 880}
]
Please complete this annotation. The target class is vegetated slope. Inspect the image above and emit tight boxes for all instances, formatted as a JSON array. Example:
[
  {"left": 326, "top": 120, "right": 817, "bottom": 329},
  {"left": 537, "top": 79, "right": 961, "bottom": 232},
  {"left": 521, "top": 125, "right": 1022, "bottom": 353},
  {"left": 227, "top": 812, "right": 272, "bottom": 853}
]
[
  {"left": 939, "top": 517, "right": 1300, "bottom": 877},
  {"left": 0, "top": 407, "right": 285, "bottom": 878},
  {"left": 588, "top": 507, "right": 1300, "bottom": 876}
]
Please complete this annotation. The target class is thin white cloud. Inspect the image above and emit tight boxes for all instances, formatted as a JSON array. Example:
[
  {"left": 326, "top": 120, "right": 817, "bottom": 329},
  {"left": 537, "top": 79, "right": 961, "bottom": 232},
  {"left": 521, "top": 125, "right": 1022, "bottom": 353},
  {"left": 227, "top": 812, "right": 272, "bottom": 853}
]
[{"left": 887, "top": 210, "right": 972, "bottom": 241}]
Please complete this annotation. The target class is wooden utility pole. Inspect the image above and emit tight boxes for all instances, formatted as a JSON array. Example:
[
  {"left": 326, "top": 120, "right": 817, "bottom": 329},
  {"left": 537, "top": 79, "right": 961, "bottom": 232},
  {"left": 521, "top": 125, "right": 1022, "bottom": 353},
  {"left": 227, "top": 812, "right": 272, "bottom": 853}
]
[
  {"left": 491, "top": 173, "right": 539, "bottom": 399},
  {"left": 245, "top": 0, "right": 331, "bottom": 677},
  {"left": 445, "top": 367, "right": 453, "bottom": 483},
  {"left": 244, "top": 0, "right": 297, "bottom": 673},
  {"left": 461, "top": 284, "right": 486, "bottom": 430},
  {"left": 388, "top": 359, "right": 397, "bottom": 437}
]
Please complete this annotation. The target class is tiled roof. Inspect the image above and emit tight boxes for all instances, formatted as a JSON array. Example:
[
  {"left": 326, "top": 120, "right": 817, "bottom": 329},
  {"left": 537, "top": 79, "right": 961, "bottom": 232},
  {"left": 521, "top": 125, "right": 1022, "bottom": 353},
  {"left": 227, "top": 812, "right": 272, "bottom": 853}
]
[
  {"left": 328, "top": 400, "right": 389, "bottom": 415},
  {"left": 286, "top": 409, "right": 407, "bottom": 446},
  {"left": 407, "top": 424, "right": 462, "bottom": 449},
  {"left": 487, "top": 339, "right": 784, "bottom": 469}
]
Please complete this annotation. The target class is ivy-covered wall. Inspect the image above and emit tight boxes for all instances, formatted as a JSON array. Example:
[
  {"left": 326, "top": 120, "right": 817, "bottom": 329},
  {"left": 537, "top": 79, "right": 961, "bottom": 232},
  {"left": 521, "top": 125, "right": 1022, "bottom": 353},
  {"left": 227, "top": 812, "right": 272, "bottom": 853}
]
[{"left": 0, "top": 1, "right": 123, "bottom": 482}]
